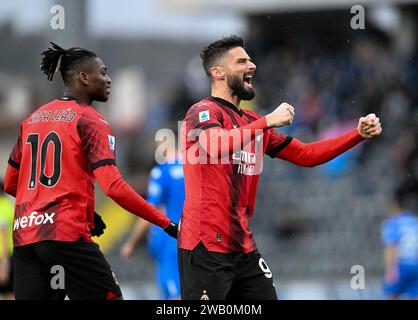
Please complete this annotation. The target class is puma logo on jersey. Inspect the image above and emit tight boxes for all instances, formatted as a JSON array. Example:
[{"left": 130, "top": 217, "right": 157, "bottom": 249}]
[{"left": 13, "top": 211, "right": 56, "bottom": 231}]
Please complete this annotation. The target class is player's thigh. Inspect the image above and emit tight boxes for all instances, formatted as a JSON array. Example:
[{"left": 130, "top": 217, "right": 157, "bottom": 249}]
[
  {"left": 228, "top": 250, "right": 277, "bottom": 300},
  {"left": 178, "top": 242, "right": 235, "bottom": 300},
  {"left": 35, "top": 241, "right": 123, "bottom": 300},
  {"left": 13, "top": 245, "right": 65, "bottom": 300}
]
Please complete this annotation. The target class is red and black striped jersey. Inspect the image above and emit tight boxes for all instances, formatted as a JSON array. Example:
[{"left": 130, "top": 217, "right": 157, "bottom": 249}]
[
  {"left": 179, "top": 97, "right": 292, "bottom": 253},
  {"left": 8, "top": 97, "right": 116, "bottom": 246}
]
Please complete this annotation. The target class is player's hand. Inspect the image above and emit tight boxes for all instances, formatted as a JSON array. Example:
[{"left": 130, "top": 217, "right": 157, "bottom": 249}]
[
  {"left": 120, "top": 242, "right": 135, "bottom": 260},
  {"left": 358, "top": 113, "right": 382, "bottom": 139},
  {"left": 265, "top": 103, "right": 295, "bottom": 128},
  {"left": 164, "top": 221, "right": 178, "bottom": 239},
  {"left": 91, "top": 211, "right": 107, "bottom": 237}
]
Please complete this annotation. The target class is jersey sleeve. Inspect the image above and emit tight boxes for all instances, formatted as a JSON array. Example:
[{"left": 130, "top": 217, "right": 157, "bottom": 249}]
[
  {"left": 94, "top": 165, "right": 171, "bottom": 229},
  {"left": 381, "top": 219, "right": 400, "bottom": 246},
  {"left": 8, "top": 125, "right": 23, "bottom": 169},
  {"left": 77, "top": 113, "right": 116, "bottom": 170},
  {"left": 274, "top": 128, "right": 363, "bottom": 167},
  {"left": 146, "top": 165, "right": 167, "bottom": 207},
  {"left": 242, "top": 109, "right": 292, "bottom": 158},
  {"left": 265, "top": 128, "right": 293, "bottom": 158}
]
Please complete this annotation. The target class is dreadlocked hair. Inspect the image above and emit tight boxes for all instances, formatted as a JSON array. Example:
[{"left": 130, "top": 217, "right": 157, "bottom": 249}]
[{"left": 40, "top": 42, "right": 97, "bottom": 82}]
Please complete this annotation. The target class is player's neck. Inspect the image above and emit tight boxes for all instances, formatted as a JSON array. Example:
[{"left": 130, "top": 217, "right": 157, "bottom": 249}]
[
  {"left": 63, "top": 89, "right": 92, "bottom": 105},
  {"left": 211, "top": 87, "right": 241, "bottom": 109}
]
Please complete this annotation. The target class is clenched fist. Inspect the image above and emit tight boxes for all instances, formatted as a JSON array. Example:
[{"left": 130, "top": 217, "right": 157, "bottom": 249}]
[
  {"left": 266, "top": 103, "right": 295, "bottom": 128},
  {"left": 358, "top": 113, "right": 382, "bottom": 139}
]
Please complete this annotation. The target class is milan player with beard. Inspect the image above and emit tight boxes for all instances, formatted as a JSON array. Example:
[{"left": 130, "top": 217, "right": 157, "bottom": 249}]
[{"left": 179, "top": 35, "right": 382, "bottom": 300}]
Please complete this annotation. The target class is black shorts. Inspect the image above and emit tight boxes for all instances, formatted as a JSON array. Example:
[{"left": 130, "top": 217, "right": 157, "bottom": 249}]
[
  {"left": 178, "top": 242, "right": 277, "bottom": 300},
  {"left": 13, "top": 240, "right": 122, "bottom": 300}
]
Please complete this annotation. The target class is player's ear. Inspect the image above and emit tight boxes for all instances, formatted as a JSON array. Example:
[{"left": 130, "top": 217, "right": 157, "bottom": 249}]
[
  {"left": 78, "top": 71, "right": 89, "bottom": 86},
  {"left": 210, "top": 66, "right": 225, "bottom": 80}
]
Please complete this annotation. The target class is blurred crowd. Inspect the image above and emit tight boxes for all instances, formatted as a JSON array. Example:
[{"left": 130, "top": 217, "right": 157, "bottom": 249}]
[
  {"left": 156, "top": 30, "right": 417, "bottom": 185},
  {"left": 251, "top": 29, "right": 416, "bottom": 183}
]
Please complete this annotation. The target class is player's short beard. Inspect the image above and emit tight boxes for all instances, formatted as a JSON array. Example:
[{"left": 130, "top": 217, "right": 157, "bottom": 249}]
[{"left": 227, "top": 74, "right": 255, "bottom": 101}]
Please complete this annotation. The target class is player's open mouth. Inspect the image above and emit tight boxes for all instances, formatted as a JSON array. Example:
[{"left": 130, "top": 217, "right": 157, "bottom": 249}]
[{"left": 243, "top": 74, "right": 253, "bottom": 87}]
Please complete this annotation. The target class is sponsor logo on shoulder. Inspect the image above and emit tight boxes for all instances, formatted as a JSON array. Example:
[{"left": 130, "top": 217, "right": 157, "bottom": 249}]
[
  {"left": 199, "top": 110, "right": 210, "bottom": 123},
  {"left": 108, "top": 135, "right": 115, "bottom": 152}
]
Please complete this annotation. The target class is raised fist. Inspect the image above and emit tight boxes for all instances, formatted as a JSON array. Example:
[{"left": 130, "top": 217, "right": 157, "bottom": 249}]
[
  {"left": 266, "top": 103, "right": 295, "bottom": 128},
  {"left": 358, "top": 113, "right": 382, "bottom": 139}
]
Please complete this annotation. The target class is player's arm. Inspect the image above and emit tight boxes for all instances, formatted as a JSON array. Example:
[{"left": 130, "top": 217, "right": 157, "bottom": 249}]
[
  {"left": 383, "top": 245, "right": 398, "bottom": 283},
  {"left": 272, "top": 129, "right": 363, "bottom": 167},
  {"left": 94, "top": 164, "right": 177, "bottom": 236},
  {"left": 127, "top": 218, "right": 152, "bottom": 247},
  {"left": 198, "top": 118, "right": 268, "bottom": 158},
  {"left": 4, "top": 164, "right": 19, "bottom": 198},
  {"left": 78, "top": 114, "right": 177, "bottom": 238},
  {"left": 120, "top": 165, "right": 166, "bottom": 258},
  {"left": 4, "top": 126, "right": 22, "bottom": 197},
  {"left": 189, "top": 103, "right": 293, "bottom": 159},
  {"left": 270, "top": 114, "right": 382, "bottom": 167},
  {"left": 381, "top": 220, "right": 400, "bottom": 284},
  {"left": 120, "top": 218, "right": 152, "bottom": 260}
]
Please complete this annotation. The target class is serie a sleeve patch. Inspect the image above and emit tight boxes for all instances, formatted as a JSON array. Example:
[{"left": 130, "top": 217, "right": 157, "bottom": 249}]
[
  {"left": 108, "top": 135, "right": 115, "bottom": 152},
  {"left": 199, "top": 110, "right": 210, "bottom": 123}
]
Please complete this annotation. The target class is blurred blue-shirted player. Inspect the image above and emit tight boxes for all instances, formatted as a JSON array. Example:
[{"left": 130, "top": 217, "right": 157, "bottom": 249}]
[
  {"left": 121, "top": 150, "right": 184, "bottom": 300},
  {"left": 381, "top": 181, "right": 418, "bottom": 299}
]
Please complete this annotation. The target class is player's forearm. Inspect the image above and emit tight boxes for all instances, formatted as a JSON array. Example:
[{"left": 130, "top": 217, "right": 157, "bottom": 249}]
[
  {"left": 383, "top": 245, "right": 399, "bottom": 282},
  {"left": 4, "top": 163, "right": 19, "bottom": 197},
  {"left": 127, "top": 219, "right": 151, "bottom": 246},
  {"left": 275, "top": 128, "right": 364, "bottom": 167},
  {"left": 384, "top": 246, "right": 398, "bottom": 271},
  {"left": 94, "top": 165, "right": 170, "bottom": 229},
  {"left": 199, "top": 117, "right": 268, "bottom": 158}
]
